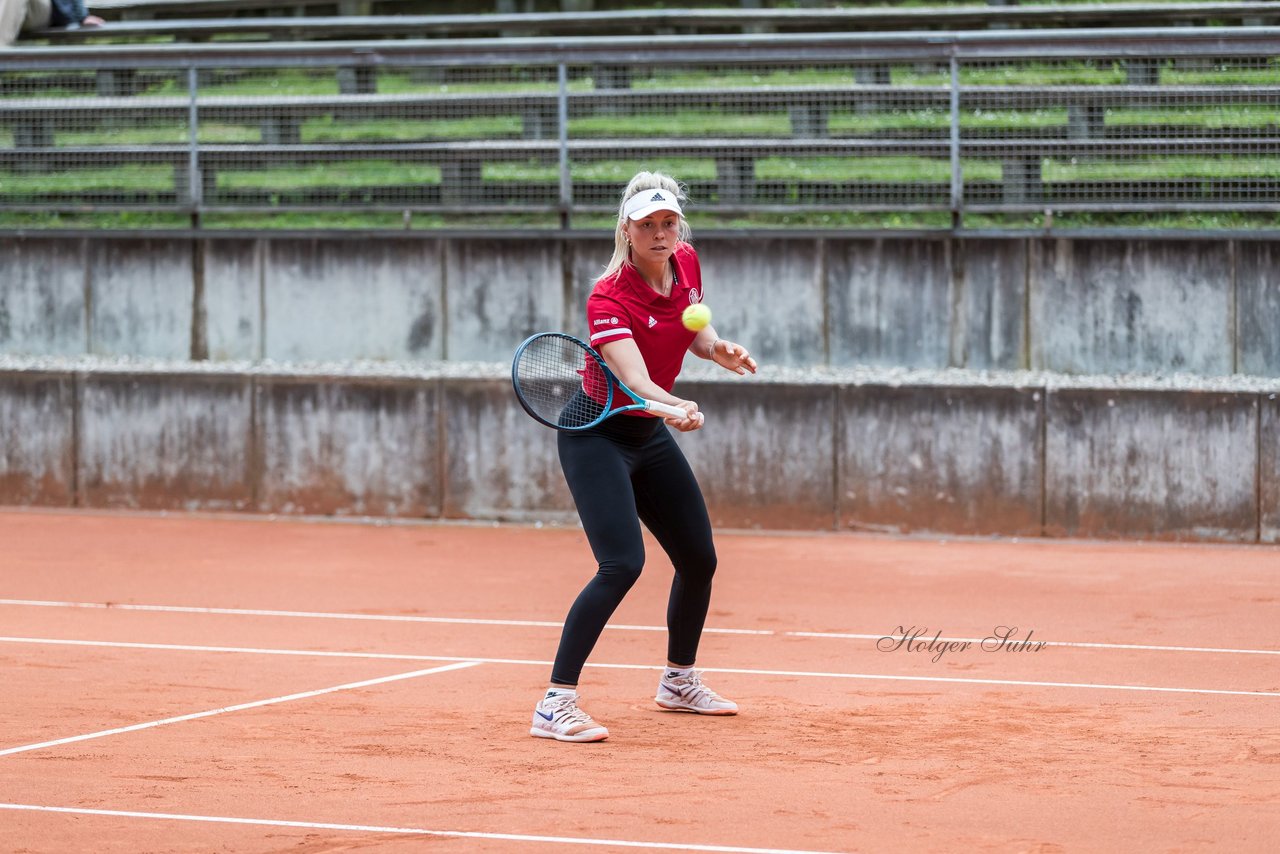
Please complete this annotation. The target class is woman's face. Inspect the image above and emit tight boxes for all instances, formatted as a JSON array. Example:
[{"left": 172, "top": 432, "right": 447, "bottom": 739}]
[{"left": 625, "top": 210, "right": 681, "bottom": 263}]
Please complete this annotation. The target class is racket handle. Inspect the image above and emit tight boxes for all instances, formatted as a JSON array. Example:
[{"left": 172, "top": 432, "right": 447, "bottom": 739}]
[{"left": 646, "top": 399, "right": 701, "bottom": 421}]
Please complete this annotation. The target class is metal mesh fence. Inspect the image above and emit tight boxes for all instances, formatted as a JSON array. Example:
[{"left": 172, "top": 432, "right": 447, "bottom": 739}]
[
  {"left": 956, "top": 55, "right": 1280, "bottom": 214},
  {"left": 0, "top": 67, "right": 191, "bottom": 210},
  {"left": 1, "top": 36, "right": 1278, "bottom": 228}
]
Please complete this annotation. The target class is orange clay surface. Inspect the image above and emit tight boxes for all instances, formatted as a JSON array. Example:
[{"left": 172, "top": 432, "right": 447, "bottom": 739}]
[{"left": 2, "top": 508, "right": 1279, "bottom": 853}]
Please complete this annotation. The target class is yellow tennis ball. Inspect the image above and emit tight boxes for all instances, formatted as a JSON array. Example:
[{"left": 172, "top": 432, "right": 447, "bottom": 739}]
[{"left": 682, "top": 303, "right": 712, "bottom": 331}]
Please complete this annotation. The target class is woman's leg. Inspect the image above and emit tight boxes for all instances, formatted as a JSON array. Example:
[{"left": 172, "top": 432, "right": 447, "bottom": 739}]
[
  {"left": 549, "top": 430, "right": 646, "bottom": 687},
  {"left": 631, "top": 430, "right": 736, "bottom": 715},
  {"left": 631, "top": 428, "right": 717, "bottom": 669}
]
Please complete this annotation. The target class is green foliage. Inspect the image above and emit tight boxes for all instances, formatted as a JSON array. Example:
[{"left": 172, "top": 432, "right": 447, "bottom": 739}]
[{"left": 4, "top": 53, "right": 1279, "bottom": 231}]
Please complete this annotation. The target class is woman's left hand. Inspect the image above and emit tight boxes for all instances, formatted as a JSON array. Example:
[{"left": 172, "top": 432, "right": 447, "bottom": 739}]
[{"left": 710, "top": 339, "right": 758, "bottom": 375}]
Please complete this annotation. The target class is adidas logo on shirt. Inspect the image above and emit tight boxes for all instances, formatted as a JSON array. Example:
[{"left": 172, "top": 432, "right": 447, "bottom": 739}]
[{"left": 648, "top": 315, "right": 658, "bottom": 328}]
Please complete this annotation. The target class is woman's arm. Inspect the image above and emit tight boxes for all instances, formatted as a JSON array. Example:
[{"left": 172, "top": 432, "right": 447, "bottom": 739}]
[
  {"left": 688, "top": 326, "right": 758, "bottom": 375},
  {"left": 598, "top": 338, "right": 703, "bottom": 431}
]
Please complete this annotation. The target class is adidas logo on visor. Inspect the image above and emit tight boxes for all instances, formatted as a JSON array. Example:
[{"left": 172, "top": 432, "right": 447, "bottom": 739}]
[{"left": 624, "top": 188, "right": 684, "bottom": 220}]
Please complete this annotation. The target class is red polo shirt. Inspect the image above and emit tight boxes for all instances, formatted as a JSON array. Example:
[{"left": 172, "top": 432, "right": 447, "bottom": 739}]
[{"left": 585, "top": 242, "right": 705, "bottom": 415}]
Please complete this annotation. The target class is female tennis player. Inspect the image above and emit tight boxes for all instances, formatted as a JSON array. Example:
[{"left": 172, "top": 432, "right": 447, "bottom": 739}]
[{"left": 530, "top": 171, "right": 758, "bottom": 742}]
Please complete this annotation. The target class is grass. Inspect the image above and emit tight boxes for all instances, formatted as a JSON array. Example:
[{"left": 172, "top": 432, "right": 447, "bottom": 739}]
[
  {"left": 299, "top": 115, "right": 525, "bottom": 143},
  {"left": 1166, "top": 66, "right": 1280, "bottom": 85},
  {"left": 572, "top": 110, "right": 791, "bottom": 137},
  {"left": 690, "top": 210, "right": 959, "bottom": 229},
  {"left": 489, "top": 159, "right": 717, "bottom": 184},
  {"left": 639, "top": 69, "right": 853, "bottom": 90},
  {"left": 217, "top": 162, "right": 443, "bottom": 190},
  {"left": 1108, "top": 107, "right": 1280, "bottom": 129},
  {"left": 24, "top": 103, "right": 1274, "bottom": 151},
  {"left": 4, "top": 57, "right": 1279, "bottom": 231},
  {"left": 902, "top": 62, "right": 1128, "bottom": 87},
  {"left": 153, "top": 69, "right": 340, "bottom": 97},
  {"left": 0, "top": 165, "right": 175, "bottom": 193},
  {"left": 0, "top": 210, "right": 195, "bottom": 229},
  {"left": 754, "top": 156, "right": 999, "bottom": 182},
  {"left": 965, "top": 211, "right": 1280, "bottom": 230},
  {"left": 55, "top": 126, "right": 255, "bottom": 146},
  {"left": 1044, "top": 156, "right": 1280, "bottom": 181},
  {"left": 6, "top": 209, "right": 1274, "bottom": 233},
  {"left": 198, "top": 210, "right": 427, "bottom": 230}
]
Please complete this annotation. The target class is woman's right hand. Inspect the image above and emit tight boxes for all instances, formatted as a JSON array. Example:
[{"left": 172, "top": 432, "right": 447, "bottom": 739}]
[{"left": 664, "top": 400, "right": 704, "bottom": 432}]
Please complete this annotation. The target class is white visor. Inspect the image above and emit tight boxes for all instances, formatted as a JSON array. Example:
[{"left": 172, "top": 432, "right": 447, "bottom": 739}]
[{"left": 623, "top": 188, "right": 683, "bottom": 221}]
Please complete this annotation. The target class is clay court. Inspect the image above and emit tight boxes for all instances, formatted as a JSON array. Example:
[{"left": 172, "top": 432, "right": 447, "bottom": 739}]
[{"left": 2, "top": 508, "right": 1278, "bottom": 852}]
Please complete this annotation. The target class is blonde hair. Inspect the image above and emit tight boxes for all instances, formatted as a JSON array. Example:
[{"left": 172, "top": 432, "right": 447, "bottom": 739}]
[{"left": 600, "top": 171, "right": 692, "bottom": 280}]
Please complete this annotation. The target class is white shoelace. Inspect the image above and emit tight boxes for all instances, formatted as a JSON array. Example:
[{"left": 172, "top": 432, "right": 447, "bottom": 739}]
[
  {"left": 544, "top": 694, "right": 595, "bottom": 726},
  {"left": 666, "top": 671, "right": 725, "bottom": 705}
]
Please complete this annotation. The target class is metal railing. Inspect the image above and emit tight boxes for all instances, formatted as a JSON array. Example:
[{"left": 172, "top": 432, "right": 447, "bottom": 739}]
[
  {"left": 2, "top": 27, "right": 1279, "bottom": 228},
  {"left": 25, "top": 4, "right": 1280, "bottom": 44}
]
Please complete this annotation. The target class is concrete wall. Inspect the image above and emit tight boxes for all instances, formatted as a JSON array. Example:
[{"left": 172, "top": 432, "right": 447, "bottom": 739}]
[
  {"left": 443, "top": 379, "right": 574, "bottom": 521},
  {"left": 78, "top": 373, "right": 254, "bottom": 511},
  {"left": 0, "top": 372, "right": 75, "bottom": 506},
  {"left": 0, "top": 238, "right": 86, "bottom": 357},
  {"left": 1029, "top": 239, "right": 1235, "bottom": 375},
  {"left": 670, "top": 380, "right": 838, "bottom": 530},
  {"left": 1044, "top": 389, "right": 1259, "bottom": 541},
  {"left": 203, "top": 238, "right": 261, "bottom": 362},
  {"left": 3, "top": 232, "right": 1278, "bottom": 377},
  {"left": 443, "top": 240, "right": 564, "bottom": 363},
  {"left": 88, "top": 239, "right": 195, "bottom": 359},
  {"left": 255, "top": 377, "right": 440, "bottom": 517},
  {"left": 695, "top": 239, "right": 828, "bottom": 367},
  {"left": 1237, "top": 242, "right": 1280, "bottom": 377},
  {"left": 954, "top": 239, "right": 1028, "bottom": 371},
  {"left": 263, "top": 239, "right": 446, "bottom": 363},
  {"left": 826, "top": 238, "right": 960, "bottom": 370},
  {"left": 3, "top": 366, "right": 1276, "bottom": 543},
  {"left": 1263, "top": 392, "right": 1280, "bottom": 545},
  {"left": 837, "top": 384, "right": 1043, "bottom": 537}
]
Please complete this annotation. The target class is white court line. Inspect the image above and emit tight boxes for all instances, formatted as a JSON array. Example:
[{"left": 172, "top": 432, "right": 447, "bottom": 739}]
[
  {"left": 3, "top": 597, "right": 1277, "bottom": 655},
  {"left": 0, "top": 660, "right": 480, "bottom": 758},
  {"left": 0, "top": 598, "right": 773, "bottom": 636},
  {"left": 2, "top": 635, "right": 1277, "bottom": 700},
  {"left": 0, "top": 804, "right": 846, "bottom": 854}
]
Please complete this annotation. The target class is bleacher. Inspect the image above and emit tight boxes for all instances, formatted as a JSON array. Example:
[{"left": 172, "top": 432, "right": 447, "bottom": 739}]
[
  {"left": 84, "top": 0, "right": 417, "bottom": 18},
  {"left": 23, "top": 4, "right": 1280, "bottom": 43},
  {"left": 74, "top": 0, "right": 1280, "bottom": 24},
  {"left": 4, "top": 4, "right": 1280, "bottom": 227}
]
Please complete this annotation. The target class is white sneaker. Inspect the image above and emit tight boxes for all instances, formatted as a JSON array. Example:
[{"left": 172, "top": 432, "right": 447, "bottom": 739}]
[
  {"left": 655, "top": 669, "right": 739, "bottom": 715},
  {"left": 530, "top": 690, "right": 609, "bottom": 742}
]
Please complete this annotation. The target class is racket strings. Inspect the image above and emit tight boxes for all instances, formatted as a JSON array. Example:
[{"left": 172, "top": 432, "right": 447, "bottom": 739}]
[{"left": 515, "top": 336, "right": 609, "bottom": 429}]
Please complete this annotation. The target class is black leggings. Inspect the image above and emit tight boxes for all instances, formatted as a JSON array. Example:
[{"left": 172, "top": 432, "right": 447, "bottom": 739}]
[{"left": 550, "top": 407, "right": 718, "bottom": 686}]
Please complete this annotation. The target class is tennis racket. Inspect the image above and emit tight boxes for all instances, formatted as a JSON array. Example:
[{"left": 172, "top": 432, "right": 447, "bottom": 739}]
[{"left": 511, "top": 332, "right": 695, "bottom": 431}]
